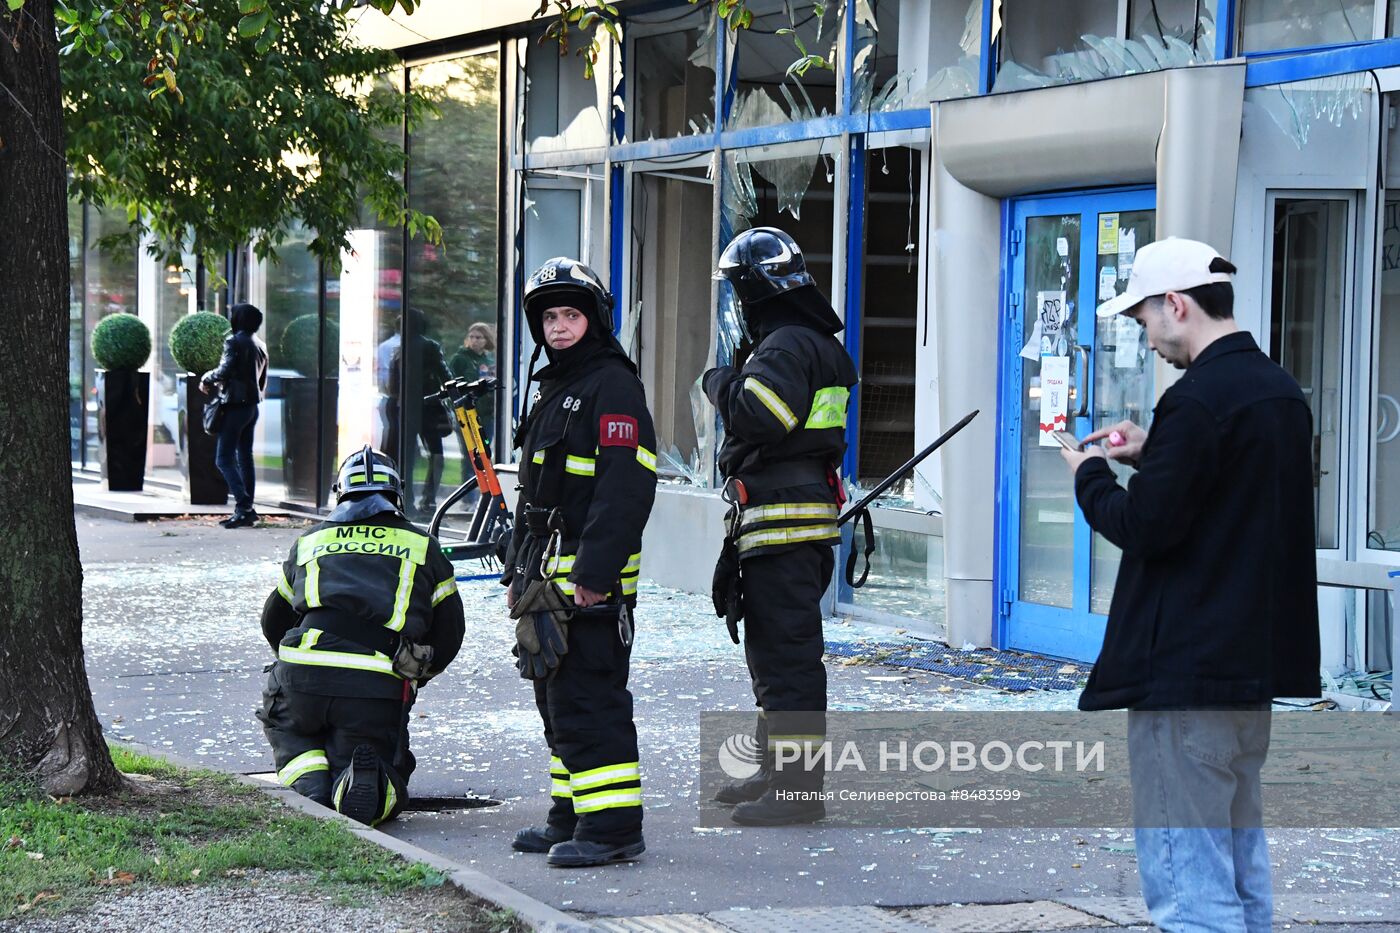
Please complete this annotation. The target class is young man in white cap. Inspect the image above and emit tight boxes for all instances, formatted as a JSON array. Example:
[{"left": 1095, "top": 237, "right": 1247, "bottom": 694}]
[{"left": 1059, "top": 238, "right": 1320, "bottom": 932}]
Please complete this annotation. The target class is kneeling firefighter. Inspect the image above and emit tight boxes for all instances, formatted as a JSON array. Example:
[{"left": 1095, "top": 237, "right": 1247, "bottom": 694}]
[
  {"left": 258, "top": 447, "right": 464, "bottom": 825},
  {"left": 704, "top": 227, "right": 859, "bottom": 826},
  {"left": 501, "top": 257, "right": 658, "bottom": 868}
]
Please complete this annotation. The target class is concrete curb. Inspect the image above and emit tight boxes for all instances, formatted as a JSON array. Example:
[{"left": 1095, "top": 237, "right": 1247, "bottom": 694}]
[{"left": 118, "top": 741, "right": 592, "bottom": 932}]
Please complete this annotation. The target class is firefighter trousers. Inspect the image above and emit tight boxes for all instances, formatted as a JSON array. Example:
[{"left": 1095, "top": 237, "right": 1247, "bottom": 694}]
[
  {"left": 532, "top": 608, "right": 643, "bottom": 845},
  {"left": 741, "top": 543, "right": 833, "bottom": 792},
  {"left": 258, "top": 665, "right": 412, "bottom": 825}
]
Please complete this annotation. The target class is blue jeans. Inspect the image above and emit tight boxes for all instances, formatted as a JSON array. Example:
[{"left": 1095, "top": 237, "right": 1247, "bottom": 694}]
[
  {"left": 215, "top": 402, "right": 258, "bottom": 515},
  {"left": 1128, "top": 709, "right": 1273, "bottom": 933}
]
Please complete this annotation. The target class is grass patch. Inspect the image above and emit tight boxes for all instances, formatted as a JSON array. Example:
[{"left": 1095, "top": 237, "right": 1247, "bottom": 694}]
[{"left": 0, "top": 744, "right": 506, "bottom": 924}]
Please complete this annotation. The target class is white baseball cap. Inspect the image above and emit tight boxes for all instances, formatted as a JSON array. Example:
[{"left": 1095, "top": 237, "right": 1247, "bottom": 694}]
[{"left": 1096, "top": 237, "right": 1234, "bottom": 318}]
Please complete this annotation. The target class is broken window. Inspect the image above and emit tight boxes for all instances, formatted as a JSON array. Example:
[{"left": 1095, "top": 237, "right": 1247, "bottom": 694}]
[
  {"left": 992, "top": 0, "right": 1216, "bottom": 92},
  {"left": 519, "top": 32, "right": 611, "bottom": 153},
  {"left": 852, "top": 0, "right": 983, "bottom": 111},
  {"left": 629, "top": 6, "right": 715, "bottom": 141},
  {"left": 628, "top": 163, "right": 716, "bottom": 483},
  {"left": 727, "top": 0, "right": 840, "bottom": 129},
  {"left": 1240, "top": 0, "right": 1375, "bottom": 52}
]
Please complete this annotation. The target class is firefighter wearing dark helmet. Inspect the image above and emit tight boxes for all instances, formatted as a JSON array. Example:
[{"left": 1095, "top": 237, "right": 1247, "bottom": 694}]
[
  {"left": 704, "top": 227, "right": 858, "bottom": 826},
  {"left": 257, "top": 446, "right": 464, "bottom": 826},
  {"left": 500, "top": 257, "right": 657, "bottom": 868}
]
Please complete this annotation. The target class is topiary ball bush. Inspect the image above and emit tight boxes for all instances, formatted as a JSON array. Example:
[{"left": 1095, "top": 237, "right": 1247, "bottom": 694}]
[
  {"left": 280, "top": 314, "right": 338, "bottom": 377},
  {"left": 169, "top": 311, "right": 231, "bottom": 375},
  {"left": 91, "top": 313, "right": 152, "bottom": 371}
]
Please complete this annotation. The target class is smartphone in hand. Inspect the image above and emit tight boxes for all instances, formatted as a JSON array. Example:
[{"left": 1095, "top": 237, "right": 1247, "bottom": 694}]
[{"left": 1051, "top": 430, "right": 1083, "bottom": 452}]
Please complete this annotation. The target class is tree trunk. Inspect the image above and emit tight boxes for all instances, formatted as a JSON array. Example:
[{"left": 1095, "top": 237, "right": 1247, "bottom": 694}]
[{"left": 0, "top": 1, "right": 122, "bottom": 794}]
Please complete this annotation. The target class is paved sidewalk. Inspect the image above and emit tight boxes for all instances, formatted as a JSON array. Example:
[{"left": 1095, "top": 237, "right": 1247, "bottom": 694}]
[
  {"left": 76, "top": 516, "right": 1400, "bottom": 930},
  {"left": 72, "top": 474, "right": 294, "bottom": 521}
]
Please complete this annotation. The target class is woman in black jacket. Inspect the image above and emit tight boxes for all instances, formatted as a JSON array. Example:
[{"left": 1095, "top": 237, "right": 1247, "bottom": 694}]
[{"left": 201, "top": 303, "right": 269, "bottom": 528}]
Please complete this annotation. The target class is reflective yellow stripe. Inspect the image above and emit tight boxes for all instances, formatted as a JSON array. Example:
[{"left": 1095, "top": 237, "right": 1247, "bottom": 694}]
[
  {"left": 572, "top": 788, "right": 642, "bottom": 813},
  {"left": 554, "top": 578, "right": 638, "bottom": 597},
  {"left": 532, "top": 450, "right": 545, "bottom": 464},
  {"left": 549, "top": 755, "right": 568, "bottom": 775},
  {"left": 278, "top": 749, "right": 329, "bottom": 786},
  {"left": 279, "top": 629, "right": 399, "bottom": 676},
  {"left": 386, "top": 558, "right": 416, "bottom": 632},
  {"left": 305, "top": 559, "right": 321, "bottom": 607},
  {"left": 621, "top": 554, "right": 641, "bottom": 575},
  {"left": 349, "top": 471, "right": 393, "bottom": 485},
  {"left": 376, "top": 781, "right": 397, "bottom": 825},
  {"left": 432, "top": 577, "right": 458, "bottom": 606},
  {"left": 570, "top": 762, "right": 640, "bottom": 791},
  {"left": 551, "top": 779, "right": 573, "bottom": 798},
  {"left": 297, "top": 526, "right": 429, "bottom": 566},
  {"left": 743, "top": 377, "right": 798, "bottom": 431},
  {"left": 743, "top": 503, "right": 838, "bottom": 524},
  {"left": 564, "top": 455, "right": 596, "bottom": 476},
  {"left": 804, "top": 385, "right": 849, "bottom": 429},
  {"left": 277, "top": 569, "right": 294, "bottom": 603},
  {"left": 636, "top": 446, "right": 657, "bottom": 472},
  {"left": 737, "top": 523, "right": 839, "bottom": 555}
]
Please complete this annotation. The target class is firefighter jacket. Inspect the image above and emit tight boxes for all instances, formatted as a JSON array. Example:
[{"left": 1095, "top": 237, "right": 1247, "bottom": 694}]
[
  {"left": 703, "top": 289, "right": 858, "bottom": 559},
  {"left": 501, "top": 348, "right": 657, "bottom": 607},
  {"left": 261, "top": 494, "right": 465, "bottom": 699}
]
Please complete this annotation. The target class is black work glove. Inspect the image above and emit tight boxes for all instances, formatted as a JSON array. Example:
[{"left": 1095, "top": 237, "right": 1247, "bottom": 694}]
[
  {"left": 712, "top": 541, "right": 742, "bottom": 645},
  {"left": 513, "top": 611, "right": 569, "bottom": 680}
]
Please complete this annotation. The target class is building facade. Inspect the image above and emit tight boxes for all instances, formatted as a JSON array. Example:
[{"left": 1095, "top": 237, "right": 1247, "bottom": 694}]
[{"left": 73, "top": 0, "right": 1400, "bottom": 679}]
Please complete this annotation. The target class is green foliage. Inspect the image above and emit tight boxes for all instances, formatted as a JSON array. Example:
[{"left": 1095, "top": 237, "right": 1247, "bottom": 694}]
[
  {"left": 90, "top": 313, "right": 152, "bottom": 371},
  {"left": 0, "top": 749, "right": 447, "bottom": 920},
  {"left": 279, "top": 313, "right": 338, "bottom": 377},
  {"left": 62, "top": 0, "right": 441, "bottom": 271},
  {"left": 168, "top": 311, "right": 230, "bottom": 374}
]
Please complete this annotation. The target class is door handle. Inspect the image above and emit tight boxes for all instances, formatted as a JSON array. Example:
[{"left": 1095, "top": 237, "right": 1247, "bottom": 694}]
[{"left": 1073, "top": 345, "right": 1090, "bottom": 418}]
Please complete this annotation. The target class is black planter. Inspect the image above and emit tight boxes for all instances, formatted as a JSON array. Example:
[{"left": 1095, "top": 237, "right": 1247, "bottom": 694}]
[
  {"left": 97, "top": 369, "right": 149, "bottom": 491},
  {"left": 177, "top": 376, "right": 229, "bottom": 506},
  {"left": 282, "top": 375, "right": 338, "bottom": 506}
]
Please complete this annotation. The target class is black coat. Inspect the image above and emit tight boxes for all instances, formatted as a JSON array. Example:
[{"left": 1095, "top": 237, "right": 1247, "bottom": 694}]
[
  {"left": 1074, "top": 331, "right": 1320, "bottom": 710},
  {"left": 502, "top": 348, "right": 657, "bottom": 605},
  {"left": 202, "top": 330, "right": 268, "bottom": 405}
]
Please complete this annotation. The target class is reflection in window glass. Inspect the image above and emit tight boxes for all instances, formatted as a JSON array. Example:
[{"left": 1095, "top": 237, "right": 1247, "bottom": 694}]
[
  {"left": 262, "top": 223, "right": 324, "bottom": 506},
  {"left": 994, "top": 0, "right": 1215, "bottom": 92},
  {"left": 149, "top": 253, "right": 195, "bottom": 484},
  {"left": 408, "top": 53, "right": 501, "bottom": 510},
  {"left": 69, "top": 200, "right": 85, "bottom": 463},
  {"left": 84, "top": 208, "right": 139, "bottom": 467},
  {"left": 1241, "top": 0, "right": 1373, "bottom": 52},
  {"left": 1270, "top": 198, "right": 1347, "bottom": 550},
  {"left": 853, "top": 0, "right": 982, "bottom": 111},
  {"left": 728, "top": 0, "right": 838, "bottom": 129},
  {"left": 1372, "top": 100, "right": 1400, "bottom": 551},
  {"left": 631, "top": 8, "right": 714, "bottom": 140},
  {"left": 630, "top": 167, "right": 715, "bottom": 482}
]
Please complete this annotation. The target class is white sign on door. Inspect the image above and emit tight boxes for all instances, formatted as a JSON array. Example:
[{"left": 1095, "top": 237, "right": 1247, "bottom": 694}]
[{"left": 1039, "top": 355, "right": 1071, "bottom": 448}]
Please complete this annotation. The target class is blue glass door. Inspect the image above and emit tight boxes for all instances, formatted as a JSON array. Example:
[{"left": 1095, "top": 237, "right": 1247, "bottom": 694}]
[{"left": 999, "top": 189, "right": 1156, "bottom": 661}]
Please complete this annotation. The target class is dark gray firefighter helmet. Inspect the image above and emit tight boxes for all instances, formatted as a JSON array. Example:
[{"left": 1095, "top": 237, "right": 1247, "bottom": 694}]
[
  {"left": 332, "top": 445, "right": 405, "bottom": 508},
  {"left": 522, "top": 257, "right": 614, "bottom": 345},
  {"left": 713, "top": 226, "right": 816, "bottom": 306}
]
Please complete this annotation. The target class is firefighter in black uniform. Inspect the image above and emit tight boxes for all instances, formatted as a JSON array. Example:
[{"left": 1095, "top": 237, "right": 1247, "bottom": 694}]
[
  {"left": 704, "top": 227, "right": 858, "bottom": 826},
  {"left": 258, "top": 446, "right": 465, "bottom": 825},
  {"left": 501, "top": 257, "right": 658, "bottom": 868}
]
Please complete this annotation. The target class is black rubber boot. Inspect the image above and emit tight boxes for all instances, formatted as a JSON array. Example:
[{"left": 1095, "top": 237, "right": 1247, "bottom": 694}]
[
  {"left": 730, "top": 790, "right": 825, "bottom": 827},
  {"left": 713, "top": 771, "right": 770, "bottom": 805},
  {"left": 546, "top": 838, "right": 646, "bottom": 868},
  {"left": 336, "top": 744, "right": 382, "bottom": 826},
  {"left": 512, "top": 825, "right": 573, "bottom": 853}
]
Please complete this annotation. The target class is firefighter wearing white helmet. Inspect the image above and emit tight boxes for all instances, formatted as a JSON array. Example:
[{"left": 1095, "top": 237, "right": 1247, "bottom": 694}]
[{"left": 257, "top": 445, "right": 464, "bottom": 826}]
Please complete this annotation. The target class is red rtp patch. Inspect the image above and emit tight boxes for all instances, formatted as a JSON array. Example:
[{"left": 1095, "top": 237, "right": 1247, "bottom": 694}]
[{"left": 599, "top": 414, "right": 639, "bottom": 448}]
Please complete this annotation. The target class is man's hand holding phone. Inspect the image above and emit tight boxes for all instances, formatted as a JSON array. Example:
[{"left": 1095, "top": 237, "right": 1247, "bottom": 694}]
[
  {"left": 1056, "top": 430, "right": 1107, "bottom": 474},
  {"left": 1083, "top": 419, "right": 1147, "bottom": 465}
]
